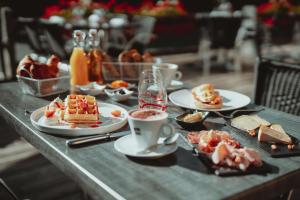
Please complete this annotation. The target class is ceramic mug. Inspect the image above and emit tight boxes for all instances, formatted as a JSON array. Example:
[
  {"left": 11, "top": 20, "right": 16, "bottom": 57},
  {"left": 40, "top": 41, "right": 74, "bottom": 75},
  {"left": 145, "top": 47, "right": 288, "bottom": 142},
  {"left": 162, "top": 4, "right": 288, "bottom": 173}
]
[
  {"left": 128, "top": 109, "right": 175, "bottom": 151},
  {"left": 152, "top": 63, "right": 182, "bottom": 88}
]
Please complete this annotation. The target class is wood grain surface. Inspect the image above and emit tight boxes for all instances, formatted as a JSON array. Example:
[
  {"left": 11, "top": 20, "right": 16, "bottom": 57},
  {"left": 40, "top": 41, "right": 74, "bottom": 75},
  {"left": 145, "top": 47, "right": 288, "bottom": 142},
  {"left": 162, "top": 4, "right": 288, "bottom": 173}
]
[{"left": 1, "top": 82, "right": 300, "bottom": 200}]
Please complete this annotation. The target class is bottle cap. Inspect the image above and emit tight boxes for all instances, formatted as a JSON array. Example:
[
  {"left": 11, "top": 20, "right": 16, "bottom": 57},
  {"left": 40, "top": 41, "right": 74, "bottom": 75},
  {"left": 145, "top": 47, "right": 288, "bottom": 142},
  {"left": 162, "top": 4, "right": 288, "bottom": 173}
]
[
  {"left": 73, "top": 30, "right": 86, "bottom": 47},
  {"left": 88, "top": 29, "right": 100, "bottom": 47}
]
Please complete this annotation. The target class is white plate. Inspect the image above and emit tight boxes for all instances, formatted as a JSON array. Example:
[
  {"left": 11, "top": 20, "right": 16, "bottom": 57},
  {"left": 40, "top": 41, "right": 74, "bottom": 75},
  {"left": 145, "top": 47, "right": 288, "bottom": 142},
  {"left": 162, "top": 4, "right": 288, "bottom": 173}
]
[
  {"left": 31, "top": 102, "right": 128, "bottom": 137},
  {"left": 169, "top": 89, "right": 251, "bottom": 111},
  {"left": 114, "top": 135, "right": 178, "bottom": 159},
  {"left": 167, "top": 80, "right": 184, "bottom": 91}
]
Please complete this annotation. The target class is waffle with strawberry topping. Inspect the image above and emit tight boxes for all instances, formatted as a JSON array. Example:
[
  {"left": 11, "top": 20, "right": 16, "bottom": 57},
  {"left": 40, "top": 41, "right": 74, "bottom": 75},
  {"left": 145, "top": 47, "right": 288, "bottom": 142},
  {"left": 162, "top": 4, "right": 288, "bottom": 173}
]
[{"left": 64, "top": 95, "right": 99, "bottom": 124}]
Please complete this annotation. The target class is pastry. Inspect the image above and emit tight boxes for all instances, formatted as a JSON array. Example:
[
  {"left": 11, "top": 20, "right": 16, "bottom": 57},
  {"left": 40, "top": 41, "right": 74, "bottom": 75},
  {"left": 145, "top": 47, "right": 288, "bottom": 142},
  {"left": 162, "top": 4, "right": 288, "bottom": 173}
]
[
  {"left": 16, "top": 54, "right": 60, "bottom": 79},
  {"left": 192, "top": 84, "right": 223, "bottom": 109},
  {"left": 102, "top": 52, "right": 120, "bottom": 77}
]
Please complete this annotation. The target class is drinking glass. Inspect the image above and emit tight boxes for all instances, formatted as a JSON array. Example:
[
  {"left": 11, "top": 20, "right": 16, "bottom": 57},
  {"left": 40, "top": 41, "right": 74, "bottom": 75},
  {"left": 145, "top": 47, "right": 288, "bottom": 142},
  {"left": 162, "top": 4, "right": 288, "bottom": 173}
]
[{"left": 138, "top": 69, "right": 168, "bottom": 111}]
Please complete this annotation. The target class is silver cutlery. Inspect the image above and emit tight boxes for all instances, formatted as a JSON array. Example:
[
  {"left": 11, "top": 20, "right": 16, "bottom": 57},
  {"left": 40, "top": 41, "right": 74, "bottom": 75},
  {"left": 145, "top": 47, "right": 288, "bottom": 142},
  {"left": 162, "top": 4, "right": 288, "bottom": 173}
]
[
  {"left": 66, "top": 131, "right": 128, "bottom": 147},
  {"left": 24, "top": 109, "right": 32, "bottom": 116},
  {"left": 137, "top": 133, "right": 179, "bottom": 155},
  {"left": 212, "top": 108, "right": 265, "bottom": 119}
]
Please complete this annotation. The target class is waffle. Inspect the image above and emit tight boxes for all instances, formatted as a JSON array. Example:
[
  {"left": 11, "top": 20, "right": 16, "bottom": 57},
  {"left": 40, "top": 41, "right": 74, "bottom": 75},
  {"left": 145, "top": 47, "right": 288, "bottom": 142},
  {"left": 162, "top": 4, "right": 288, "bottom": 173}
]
[{"left": 64, "top": 95, "right": 99, "bottom": 124}]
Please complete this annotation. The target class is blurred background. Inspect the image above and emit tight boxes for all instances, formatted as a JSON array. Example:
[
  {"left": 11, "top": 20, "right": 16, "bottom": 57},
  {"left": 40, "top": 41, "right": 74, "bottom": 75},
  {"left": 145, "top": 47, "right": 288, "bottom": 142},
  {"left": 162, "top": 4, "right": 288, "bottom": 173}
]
[{"left": 1, "top": 0, "right": 300, "bottom": 199}]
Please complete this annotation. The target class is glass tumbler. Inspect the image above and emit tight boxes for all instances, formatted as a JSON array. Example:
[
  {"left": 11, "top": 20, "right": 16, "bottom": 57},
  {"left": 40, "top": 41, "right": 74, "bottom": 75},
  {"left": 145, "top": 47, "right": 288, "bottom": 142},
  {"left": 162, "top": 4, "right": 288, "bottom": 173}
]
[{"left": 138, "top": 69, "right": 168, "bottom": 111}]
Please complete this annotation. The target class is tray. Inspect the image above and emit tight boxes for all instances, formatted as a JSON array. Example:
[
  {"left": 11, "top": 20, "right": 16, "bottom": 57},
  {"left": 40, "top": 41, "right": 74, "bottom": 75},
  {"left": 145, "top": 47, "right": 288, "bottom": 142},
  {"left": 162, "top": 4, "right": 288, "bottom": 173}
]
[
  {"left": 226, "top": 121, "right": 300, "bottom": 158},
  {"left": 192, "top": 148, "right": 272, "bottom": 176}
]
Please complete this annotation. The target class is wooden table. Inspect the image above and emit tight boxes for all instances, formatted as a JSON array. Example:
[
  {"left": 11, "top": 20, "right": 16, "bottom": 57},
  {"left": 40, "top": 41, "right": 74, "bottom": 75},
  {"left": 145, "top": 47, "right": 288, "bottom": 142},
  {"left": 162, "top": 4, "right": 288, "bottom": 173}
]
[{"left": 1, "top": 82, "right": 300, "bottom": 200}]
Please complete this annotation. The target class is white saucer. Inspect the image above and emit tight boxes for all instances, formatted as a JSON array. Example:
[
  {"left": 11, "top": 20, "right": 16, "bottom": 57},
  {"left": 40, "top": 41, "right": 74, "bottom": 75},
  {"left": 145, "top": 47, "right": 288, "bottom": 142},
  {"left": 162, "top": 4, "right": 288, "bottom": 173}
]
[
  {"left": 114, "top": 135, "right": 178, "bottom": 159},
  {"left": 167, "top": 80, "right": 184, "bottom": 91}
]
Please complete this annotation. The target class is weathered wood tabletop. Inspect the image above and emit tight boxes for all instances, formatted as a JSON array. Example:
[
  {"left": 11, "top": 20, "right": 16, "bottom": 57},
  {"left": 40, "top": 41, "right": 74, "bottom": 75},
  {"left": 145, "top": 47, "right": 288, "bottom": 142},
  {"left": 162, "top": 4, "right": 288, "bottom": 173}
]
[{"left": 1, "top": 82, "right": 300, "bottom": 200}]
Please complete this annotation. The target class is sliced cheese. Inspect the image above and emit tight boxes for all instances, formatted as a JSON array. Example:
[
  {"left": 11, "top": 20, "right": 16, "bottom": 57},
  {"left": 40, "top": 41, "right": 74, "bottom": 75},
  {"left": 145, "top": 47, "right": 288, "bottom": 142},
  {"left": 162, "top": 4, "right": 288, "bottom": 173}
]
[
  {"left": 270, "top": 124, "right": 286, "bottom": 134},
  {"left": 250, "top": 115, "right": 271, "bottom": 126},
  {"left": 258, "top": 125, "right": 292, "bottom": 144},
  {"left": 231, "top": 115, "right": 260, "bottom": 131}
]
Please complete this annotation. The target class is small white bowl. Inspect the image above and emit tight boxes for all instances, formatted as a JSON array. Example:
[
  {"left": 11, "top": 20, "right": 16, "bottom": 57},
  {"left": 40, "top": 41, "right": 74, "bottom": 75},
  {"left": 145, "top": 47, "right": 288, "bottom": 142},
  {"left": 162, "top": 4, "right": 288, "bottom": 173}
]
[
  {"left": 78, "top": 82, "right": 106, "bottom": 96},
  {"left": 104, "top": 87, "right": 134, "bottom": 101}
]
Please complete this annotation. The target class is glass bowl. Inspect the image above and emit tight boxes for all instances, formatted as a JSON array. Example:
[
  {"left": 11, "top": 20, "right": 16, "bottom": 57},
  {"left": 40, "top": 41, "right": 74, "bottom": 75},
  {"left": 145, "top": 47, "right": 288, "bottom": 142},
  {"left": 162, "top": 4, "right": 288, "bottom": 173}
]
[{"left": 17, "top": 75, "right": 70, "bottom": 97}]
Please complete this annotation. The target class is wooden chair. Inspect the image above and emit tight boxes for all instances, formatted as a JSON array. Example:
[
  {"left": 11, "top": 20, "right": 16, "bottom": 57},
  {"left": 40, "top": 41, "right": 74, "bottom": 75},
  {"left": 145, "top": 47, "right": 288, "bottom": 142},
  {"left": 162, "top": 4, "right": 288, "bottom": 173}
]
[
  {"left": 17, "top": 17, "right": 68, "bottom": 60},
  {"left": 124, "top": 16, "right": 156, "bottom": 52},
  {"left": 195, "top": 13, "right": 242, "bottom": 74},
  {"left": 0, "top": 7, "right": 16, "bottom": 81},
  {"left": 0, "top": 178, "right": 30, "bottom": 200},
  {"left": 254, "top": 58, "right": 300, "bottom": 116}
]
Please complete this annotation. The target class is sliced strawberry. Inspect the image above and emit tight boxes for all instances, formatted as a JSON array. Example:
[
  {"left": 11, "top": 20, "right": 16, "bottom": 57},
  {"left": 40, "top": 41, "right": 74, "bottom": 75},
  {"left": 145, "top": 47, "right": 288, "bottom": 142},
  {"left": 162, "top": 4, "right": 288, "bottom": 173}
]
[
  {"left": 90, "top": 124, "right": 98, "bottom": 128},
  {"left": 208, "top": 138, "right": 220, "bottom": 147},
  {"left": 54, "top": 102, "right": 61, "bottom": 108},
  {"left": 111, "top": 110, "right": 121, "bottom": 117},
  {"left": 45, "top": 110, "right": 55, "bottom": 118}
]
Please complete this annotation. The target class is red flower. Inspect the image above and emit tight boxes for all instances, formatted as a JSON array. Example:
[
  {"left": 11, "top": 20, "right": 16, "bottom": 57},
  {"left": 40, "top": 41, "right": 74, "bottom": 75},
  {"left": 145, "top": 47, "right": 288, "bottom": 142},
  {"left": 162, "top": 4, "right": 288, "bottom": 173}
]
[
  {"left": 257, "top": 2, "right": 274, "bottom": 13},
  {"left": 59, "top": 0, "right": 80, "bottom": 8},
  {"left": 43, "top": 5, "right": 62, "bottom": 19},
  {"left": 263, "top": 18, "right": 274, "bottom": 26}
]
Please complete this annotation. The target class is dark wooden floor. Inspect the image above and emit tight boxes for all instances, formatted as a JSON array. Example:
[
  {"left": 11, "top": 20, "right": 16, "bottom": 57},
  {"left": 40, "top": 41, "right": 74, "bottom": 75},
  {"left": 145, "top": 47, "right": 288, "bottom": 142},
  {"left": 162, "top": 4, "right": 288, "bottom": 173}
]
[
  {"left": 0, "top": 53, "right": 254, "bottom": 200},
  {"left": 0, "top": 118, "right": 85, "bottom": 200}
]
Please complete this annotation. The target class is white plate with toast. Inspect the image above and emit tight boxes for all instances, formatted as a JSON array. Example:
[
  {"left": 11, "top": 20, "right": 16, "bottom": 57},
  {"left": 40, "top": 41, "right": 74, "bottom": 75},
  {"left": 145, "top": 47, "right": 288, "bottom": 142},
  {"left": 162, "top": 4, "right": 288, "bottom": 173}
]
[
  {"left": 31, "top": 102, "right": 128, "bottom": 137},
  {"left": 169, "top": 89, "right": 251, "bottom": 111}
]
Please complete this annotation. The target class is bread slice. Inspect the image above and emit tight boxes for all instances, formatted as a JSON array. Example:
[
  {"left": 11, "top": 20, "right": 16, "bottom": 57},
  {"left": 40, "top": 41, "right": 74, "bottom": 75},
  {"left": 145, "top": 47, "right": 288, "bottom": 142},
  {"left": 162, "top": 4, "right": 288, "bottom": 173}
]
[
  {"left": 194, "top": 100, "right": 223, "bottom": 109},
  {"left": 231, "top": 115, "right": 261, "bottom": 131},
  {"left": 250, "top": 115, "right": 270, "bottom": 126},
  {"left": 258, "top": 125, "right": 292, "bottom": 144}
]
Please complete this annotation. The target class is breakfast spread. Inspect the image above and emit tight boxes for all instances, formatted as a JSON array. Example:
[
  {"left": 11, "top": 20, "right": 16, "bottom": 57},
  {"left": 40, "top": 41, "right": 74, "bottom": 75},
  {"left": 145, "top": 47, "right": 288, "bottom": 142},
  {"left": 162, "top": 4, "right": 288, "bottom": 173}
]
[
  {"left": 17, "top": 55, "right": 60, "bottom": 79},
  {"left": 44, "top": 95, "right": 99, "bottom": 125},
  {"left": 188, "top": 130, "right": 262, "bottom": 171},
  {"left": 192, "top": 84, "right": 223, "bottom": 109}
]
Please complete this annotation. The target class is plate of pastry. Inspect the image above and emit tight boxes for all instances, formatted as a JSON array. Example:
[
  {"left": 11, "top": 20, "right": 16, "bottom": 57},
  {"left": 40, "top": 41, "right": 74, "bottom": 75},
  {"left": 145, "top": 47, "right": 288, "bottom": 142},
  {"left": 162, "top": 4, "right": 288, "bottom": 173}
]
[
  {"left": 30, "top": 95, "right": 128, "bottom": 137},
  {"left": 169, "top": 83, "right": 251, "bottom": 111}
]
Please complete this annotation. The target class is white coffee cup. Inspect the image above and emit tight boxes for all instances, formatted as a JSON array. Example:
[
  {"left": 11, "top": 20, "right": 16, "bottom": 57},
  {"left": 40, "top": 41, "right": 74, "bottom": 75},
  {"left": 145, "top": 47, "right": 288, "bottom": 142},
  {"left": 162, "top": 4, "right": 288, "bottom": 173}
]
[
  {"left": 128, "top": 109, "right": 175, "bottom": 151},
  {"left": 152, "top": 63, "right": 182, "bottom": 87}
]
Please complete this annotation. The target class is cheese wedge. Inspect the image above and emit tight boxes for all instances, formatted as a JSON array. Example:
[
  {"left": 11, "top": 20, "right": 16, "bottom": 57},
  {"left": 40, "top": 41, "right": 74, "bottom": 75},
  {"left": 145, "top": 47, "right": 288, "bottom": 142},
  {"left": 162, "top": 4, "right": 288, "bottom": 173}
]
[
  {"left": 250, "top": 115, "right": 270, "bottom": 126},
  {"left": 258, "top": 125, "right": 292, "bottom": 144},
  {"left": 270, "top": 124, "right": 286, "bottom": 134},
  {"left": 231, "top": 115, "right": 261, "bottom": 131}
]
